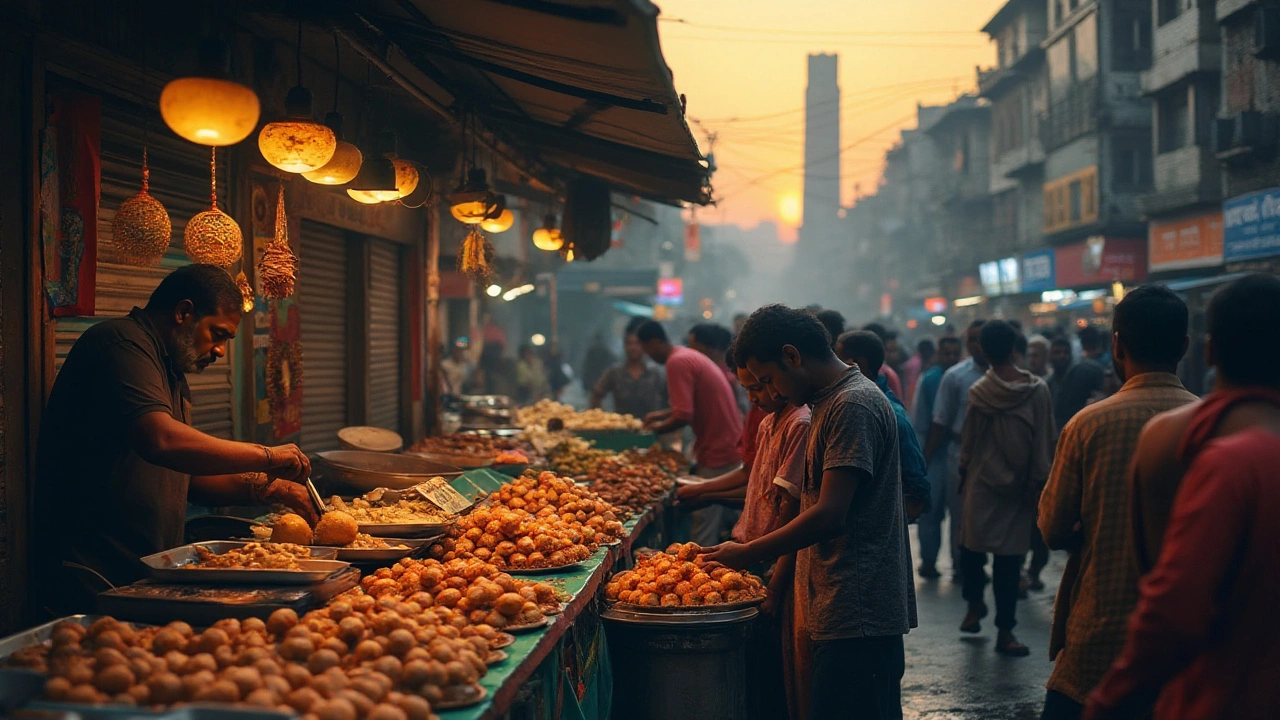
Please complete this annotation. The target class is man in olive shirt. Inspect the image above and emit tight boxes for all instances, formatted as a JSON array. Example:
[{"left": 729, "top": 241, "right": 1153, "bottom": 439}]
[
  {"left": 705, "top": 305, "right": 915, "bottom": 720},
  {"left": 34, "top": 265, "right": 316, "bottom": 615}
]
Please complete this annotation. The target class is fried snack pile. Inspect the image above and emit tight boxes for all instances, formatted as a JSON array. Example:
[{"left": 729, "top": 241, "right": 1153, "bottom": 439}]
[
  {"left": 585, "top": 459, "right": 675, "bottom": 518},
  {"left": 431, "top": 472, "right": 624, "bottom": 570},
  {"left": 359, "top": 557, "right": 558, "bottom": 630},
  {"left": 188, "top": 542, "right": 314, "bottom": 570},
  {"left": 605, "top": 543, "right": 768, "bottom": 608},
  {"left": 619, "top": 445, "right": 689, "bottom": 475},
  {"left": 516, "top": 400, "right": 643, "bottom": 431},
  {"left": 5, "top": 609, "right": 490, "bottom": 719},
  {"left": 329, "top": 496, "right": 453, "bottom": 524},
  {"left": 546, "top": 437, "right": 613, "bottom": 476},
  {"left": 346, "top": 534, "right": 410, "bottom": 550},
  {"left": 407, "top": 434, "right": 522, "bottom": 459}
]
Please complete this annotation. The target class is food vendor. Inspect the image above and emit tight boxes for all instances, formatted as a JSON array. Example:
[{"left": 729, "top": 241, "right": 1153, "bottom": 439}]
[{"left": 32, "top": 265, "right": 318, "bottom": 615}]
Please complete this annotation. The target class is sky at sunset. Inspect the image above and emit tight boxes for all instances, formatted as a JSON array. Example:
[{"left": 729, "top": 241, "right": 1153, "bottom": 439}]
[{"left": 656, "top": 0, "right": 1008, "bottom": 241}]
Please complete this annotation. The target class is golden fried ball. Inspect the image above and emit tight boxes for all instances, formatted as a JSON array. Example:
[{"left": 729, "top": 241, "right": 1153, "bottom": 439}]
[
  {"left": 271, "top": 513, "right": 314, "bottom": 545},
  {"left": 315, "top": 511, "right": 360, "bottom": 546}
]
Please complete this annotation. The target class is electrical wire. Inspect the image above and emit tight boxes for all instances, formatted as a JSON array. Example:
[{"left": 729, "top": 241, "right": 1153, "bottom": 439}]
[
  {"left": 690, "top": 75, "right": 972, "bottom": 125},
  {"left": 662, "top": 34, "right": 988, "bottom": 49},
  {"left": 658, "top": 17, "right": 985, "bottom": 37}
]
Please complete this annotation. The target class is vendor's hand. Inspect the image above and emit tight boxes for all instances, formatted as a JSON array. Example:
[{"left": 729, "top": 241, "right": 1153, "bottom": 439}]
[
  {"left": 265, "top": 443, "right": 311, "bottom": 483},
  {"left": 675, "top": 483, "right": 702, "bottom": 501},
  {"left": 904, "top": 497, "right": 925, "bottom": 523},
  {"left": 760, "top": 592, "right": 781, "bottom": 617},
  {"left": 698, "top": 541, "right": 754, "bottom": 570},
  {"left": 262, "top": 479, "right": 319, "bottom": 527}
]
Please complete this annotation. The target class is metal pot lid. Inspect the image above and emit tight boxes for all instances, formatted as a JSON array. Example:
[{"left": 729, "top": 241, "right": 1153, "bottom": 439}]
[
  {"left": 316, "top": 450, "right": 461, "bottom": 477},
  {"left": 338, "top": 426, "right": 404, "bottom": 452}
]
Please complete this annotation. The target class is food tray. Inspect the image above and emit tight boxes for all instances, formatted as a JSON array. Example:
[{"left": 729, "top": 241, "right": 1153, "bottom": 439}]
[
  {"left": 504, "top": 616, "right": 550, "bottom": 633},
  {"left": 140, "top": 543, "right": 350, "bottom": 585},
  {"left": 0, "top": 614, "right": 101, "bottom": 660},
  {"left": 315, "top": 450, "right": 463, "bottom": 492},
  {"left": 485, "top": 649, "right": 510, "bottom": 665},
  {"left": 434, "top": 683, "right": 487, "bottom": 709},
  {"left": 503, "top": 561, "right": 584, "bottom": 576},
  {"left": 26, "top": 701, "right": 293, "bottom": 719},
  {"left": 322, "top": 537, "right": 427, "bottom": 562},
  {"left": 605, "top": 596, "right": 766, "bottom": 614},
  {"left": 405, "top": 450, "right": 495, "bottom": 469},
  {"left": 491, "top": 462, "right": 529, "bottom": 477},
  {"left": 489, "top": 632, "right": 516, "bottom": 650},
  {"left": 356, "top": 520, "right": 453, "bottom": 539}
]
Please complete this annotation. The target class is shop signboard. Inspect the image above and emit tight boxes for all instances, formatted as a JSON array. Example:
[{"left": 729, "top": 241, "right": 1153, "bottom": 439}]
[
  {"left": 1020, "top": 249, "right": 1056, "bottom": 293},
  {"left": 980, "top": 258, "right": 1020, "bottom": 295},
  {"left": 1149, "top": 212, "right": 1224, "bottom": 272},
  {"left": 1223, "top": 187, "right": 1280, "bottom": 263},
  {"left": 656, "top": 277, "right": 683, "bottom": 306},
  {"left": 979, "top": 261, "right": 1001, "bottom": 296},
  {"left": 1054, "top": 236, "right": 1147, "bottom": 288}
]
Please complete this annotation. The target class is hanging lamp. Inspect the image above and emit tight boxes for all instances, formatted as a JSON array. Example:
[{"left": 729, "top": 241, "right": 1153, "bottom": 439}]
[
  {"left": 184, "top": 148, "right": 243, "bottom": 266},
  {"left": 448, "top": 168, "right": 502, "bottom": 224},
  {"left": 260, "top": 185, "right": 299, "bottom": 298},
  {"left": 259, "top": 20, "right": 336, "bottom": 173},
  {"left": 302, "top": 35, "right": 362, "bottom": 185},
  {"left": 532, "top": 212, "right": 564, "bottom": 251},
  {"left": 480, "top": 207, "right": 514, "bottom": 233},
  {"left": 161, "top": 38, "right": 261, "bottom": 146}
]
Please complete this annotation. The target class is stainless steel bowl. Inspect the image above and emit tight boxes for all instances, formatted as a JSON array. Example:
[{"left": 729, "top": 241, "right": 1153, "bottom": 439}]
[{"left": 315, "top": 450, "right": 463, "bottom": 493}]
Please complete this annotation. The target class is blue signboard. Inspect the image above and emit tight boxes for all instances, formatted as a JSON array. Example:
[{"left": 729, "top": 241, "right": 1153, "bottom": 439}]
[
  {"left": 1020, "top": 249, "right": 1056, "bottom": 293},
  {"left": 1223, "top": 187, "right": 1280, "bottom": 262}
]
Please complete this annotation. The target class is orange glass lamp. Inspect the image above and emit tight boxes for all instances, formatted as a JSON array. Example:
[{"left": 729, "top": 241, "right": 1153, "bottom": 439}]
[
  {"left": 160, "top": 38, "right": 260, "bottom": 146},
  {"left": 480, "top": 207, "right": 514, "bottom": 233},
  {"left": 532, "top": 213, "right": 563, "bottom": 251},
  {"left": 301, "top": 111, "right": 362, "bottom": 185},
  {"left": 448, "top": 169, "right": 502, "bottom": 224},
  {"left": 258, "top": 22, "right": 336, "bottom": 173}
]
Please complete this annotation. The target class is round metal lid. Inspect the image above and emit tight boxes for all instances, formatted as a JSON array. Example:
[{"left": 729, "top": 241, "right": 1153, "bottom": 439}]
[{"left": 338, "top": 426, "right": 404, "bottom": 452}]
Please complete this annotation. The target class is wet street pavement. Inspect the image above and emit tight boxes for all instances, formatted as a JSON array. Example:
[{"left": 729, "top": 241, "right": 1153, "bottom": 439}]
[{"left": 902, "top": 525, "right": 1064, "bottom": 720}]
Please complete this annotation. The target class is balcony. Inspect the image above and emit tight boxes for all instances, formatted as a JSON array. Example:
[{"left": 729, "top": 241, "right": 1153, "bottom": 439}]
[
  {"left": 1039, "top": 77, "right": 1099, "bottom": 151},
  {"left": 1142, "top": 7, "right": 1221, "bottom": 94},
  {"left": 992, "top": 140, "right": 1046, "bottom": 180}
]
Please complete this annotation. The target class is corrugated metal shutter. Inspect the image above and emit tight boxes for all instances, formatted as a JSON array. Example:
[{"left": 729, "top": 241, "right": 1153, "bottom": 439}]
[
  {"left": 50, "top": 75, "right": 234, "bottom": 438},
  {"left": 368, "top": 239, "right": 402, "bottom": 433},
  {"left": 298, "top": 221, "right": 348, "bottom": 452}
]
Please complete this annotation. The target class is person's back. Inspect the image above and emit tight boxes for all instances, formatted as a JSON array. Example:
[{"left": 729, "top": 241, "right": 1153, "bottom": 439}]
[
  {"left": 666, "top": 345, "right": 743, "bottom": 468},
  {"left": 1055, "top": 356, "right": 1106, "bottom": 428}
]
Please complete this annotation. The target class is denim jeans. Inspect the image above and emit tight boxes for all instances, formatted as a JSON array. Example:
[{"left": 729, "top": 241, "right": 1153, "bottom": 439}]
[
  {"left": 916, "top": 450, "right": 950, "bottom": 569},
  {"left": 808, "top": 635, "right": 904, "bottom": 720}
]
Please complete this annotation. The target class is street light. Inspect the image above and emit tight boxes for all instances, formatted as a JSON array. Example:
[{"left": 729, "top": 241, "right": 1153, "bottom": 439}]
[{"left": 485, "top": 284, "right": 502, "bottom": 297}]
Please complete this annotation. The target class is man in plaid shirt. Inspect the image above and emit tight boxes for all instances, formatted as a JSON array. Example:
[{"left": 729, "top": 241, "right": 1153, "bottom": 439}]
[{"left": 1037, "top": 285, "right": 1198, "bottom": 720}]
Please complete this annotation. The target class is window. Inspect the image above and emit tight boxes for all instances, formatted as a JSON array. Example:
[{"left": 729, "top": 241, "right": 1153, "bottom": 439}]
[
  {"left": 1158, "top": 0, "right": 1183, "bottom": 26},
  {"left": 1069, "top": 180, "right": 1083, "bottom": 222},
  {"left": 1075, "top": 14, "right": 1098, "bottom": 80},
  {"left": 1112, "top": 9, "right": 1152, "bottom": 71},
  {"left": 1158, "top": 87, "right": 1190, "bottom": 153},
  {"left": 1047, "top": 36, "right": 1074, "bottom": 102},
  {"left": 1112, "top": 140, "right": 1153, "bottom": 190},
  {"left": 1053, "top": 0, "right": 1065, "bottom": 28}
]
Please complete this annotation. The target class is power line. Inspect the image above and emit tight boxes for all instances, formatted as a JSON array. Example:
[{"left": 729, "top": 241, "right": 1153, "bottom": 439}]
[
  {"left": 662, "top": 34, "right": 988, "bottom": 49},
  {"left": 690, "top": 75, "right": 970, "bottom": 125},
  {"left": 658, "top": 17, "right": 984, "bottom": 37}
]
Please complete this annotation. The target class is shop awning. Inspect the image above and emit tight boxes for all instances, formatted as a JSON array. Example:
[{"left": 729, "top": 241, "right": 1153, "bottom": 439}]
[
  {"left": 556, "top": 266, "right": 658, "bottom": 295},
  {"left": 340, "top": 0, "right": 711, "bottom": 205}
]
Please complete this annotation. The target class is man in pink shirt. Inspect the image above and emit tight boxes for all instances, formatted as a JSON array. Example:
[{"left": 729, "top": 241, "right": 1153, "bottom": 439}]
[{"left": 638, "top": 320, "right": 744, "bottom": 544}]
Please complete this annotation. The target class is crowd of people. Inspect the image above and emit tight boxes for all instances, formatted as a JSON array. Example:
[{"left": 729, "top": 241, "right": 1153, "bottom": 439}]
[{"left": 582, "top": 274, "right": 1278, "bottom": 720}]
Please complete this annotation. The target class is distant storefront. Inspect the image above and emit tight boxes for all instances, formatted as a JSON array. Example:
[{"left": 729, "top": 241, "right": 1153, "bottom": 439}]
[
  {"left": 1149, "top": 212, "right": 1224, "bottom": 273},
  {"left": 1054, "top": 236, "right": 1147, "bottom": 288},
  {"left": 1223, "top": 187, "right": 1280, "bottom": 263},
  {"left": 1020, "top": 249, "right": 1056, "bottom": 294}
]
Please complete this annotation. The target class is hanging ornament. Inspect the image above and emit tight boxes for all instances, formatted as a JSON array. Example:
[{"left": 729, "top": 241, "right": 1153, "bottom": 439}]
[
  {"left": 259, "top": 185, "right": 299, "bottom": 298},
  {"left": 113, "top": 146, "right": 172, "bottom": 266},
  {"left": 457, "top": 227, "right": 495, "bottom": 279},
  {"left": 184, "top": 148, "right": 242, "bottom": 266},
  {"left": 234, "top": 270, "right": 254, "bottom": 313}
]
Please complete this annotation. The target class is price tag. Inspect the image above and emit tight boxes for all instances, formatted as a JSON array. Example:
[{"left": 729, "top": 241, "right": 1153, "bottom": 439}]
[{"left": 414, "top": 477, "right": 472, "bottom": 514}]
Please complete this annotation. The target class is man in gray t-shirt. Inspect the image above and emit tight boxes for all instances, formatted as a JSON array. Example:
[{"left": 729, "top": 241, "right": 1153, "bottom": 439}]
[{"left": 703, "top": 305, "right": 915, "bottom": 720}]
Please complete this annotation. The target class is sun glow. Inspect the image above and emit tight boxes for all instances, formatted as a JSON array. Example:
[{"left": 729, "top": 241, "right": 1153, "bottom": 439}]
[{"left": 778, "top": 193, "right": 802, "bottom": 226}]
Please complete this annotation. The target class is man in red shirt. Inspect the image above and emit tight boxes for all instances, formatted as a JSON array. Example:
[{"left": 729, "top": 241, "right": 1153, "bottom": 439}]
[
  {"left": 638, "top": 320, "right": 744, "bottom": 544},
  {"left": 1085, "top": 274, "right": 1280, "bottom": 720}
]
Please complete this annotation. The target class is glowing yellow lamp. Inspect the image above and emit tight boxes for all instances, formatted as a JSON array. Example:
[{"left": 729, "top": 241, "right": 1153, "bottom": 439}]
[
  {"left": 480, "top": 208, "right": 514, "bottom": 233},
  {"left": 160, "top": 40, "right": 260, "bottom": 146}
]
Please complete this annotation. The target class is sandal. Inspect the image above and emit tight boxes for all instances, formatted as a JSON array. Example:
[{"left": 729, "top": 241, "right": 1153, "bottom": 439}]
[{"left": 960, "top": 604, "right": 988, "bottom": 634}]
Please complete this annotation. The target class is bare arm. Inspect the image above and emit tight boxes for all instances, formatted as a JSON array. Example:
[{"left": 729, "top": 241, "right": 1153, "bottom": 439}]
[
  {"left": 702, "top": 466, "right": 863, "bottom": 568},
  {"left": 677, "top": 466, "right": 749, "bottom": 500},
  {"left": 189, "top": 474, "right": 319, "bottom": 526},
  {"left": 646, "top": 412, "right": 689, "bottom": 435},
  {"left": 130, "top": 412, "right": 310, "bottom": 482}
]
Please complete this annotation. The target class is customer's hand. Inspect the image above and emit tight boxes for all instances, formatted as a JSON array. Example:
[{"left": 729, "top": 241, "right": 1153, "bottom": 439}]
[
  {"left": 675, "top": 482, "right": 703, "bottom": 501},
  {"left": 265, "top": 444, "right": 311, "bottom": 483},
  {"left": 698, "top": 541, "right": 755, "bottom": 570}
]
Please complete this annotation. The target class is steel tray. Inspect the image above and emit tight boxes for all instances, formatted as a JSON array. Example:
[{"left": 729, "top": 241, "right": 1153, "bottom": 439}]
[
  {"left": 141, "top": 543, "right": 349, "bottom": 585},
  {"left": 315, "top": 450, "right": 463, "bottom": 492},
  {"left": 320, "top": 536, "right": 428, "bottom": 562},
  {"left": 355, "top": 520, "right": 453, "bottom": 539}
]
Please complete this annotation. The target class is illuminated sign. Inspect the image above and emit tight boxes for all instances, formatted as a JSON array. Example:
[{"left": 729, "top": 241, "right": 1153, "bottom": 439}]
[{"left": 656, "top": 278, "right": 683, "bottom": 306}]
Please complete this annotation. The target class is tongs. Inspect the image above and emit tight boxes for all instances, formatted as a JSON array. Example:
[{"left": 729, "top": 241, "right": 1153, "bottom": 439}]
[{"left": 305, "top": 478, "right": 330, "bottom": 514}]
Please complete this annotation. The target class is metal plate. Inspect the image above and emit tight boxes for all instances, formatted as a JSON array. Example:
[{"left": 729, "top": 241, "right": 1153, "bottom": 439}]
[
  {"left": 141, "top": 544, "right": 350, "bottom": 585},
  {"left": 601, "top": 603, "right": 760, "bottom": 626},
  {"left": 489, "top": 632, "right": 516, "bottom": 650},
  {"left": 0, "top": 615, "right": 99, "bottom": 660},
  {"left": 485, "top": 649, "right": 509, "bottom": 665},
  {"left": 320, "top": 537, "right": 426, "bottom": 562},
  {"left": 315, "top": 450, "right": 463, "bottom": 492},
  {"left": 163, "top": 540, "right": 339, "bottom": 560},
  {"left": 503, "top": 561, "right": 584, "bottom": 576},
  {"left": 356, "top": 521, "right": 453, "bottom": 539},
  {"left": 504, "top": 616, "right": 550, "bottom": 633},
  {"left": 433, "top": 683, "right": 487, "bottom": 709},
  {"left": 605, "top": 596, "right": 766, "bottom": 614}
]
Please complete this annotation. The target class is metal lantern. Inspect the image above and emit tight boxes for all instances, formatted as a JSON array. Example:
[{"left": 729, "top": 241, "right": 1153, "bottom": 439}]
[
  {"left": 113, "top": 148, "right": 172, "bottom": 266},
  {"left": 184, "top": 149, "right": 243, "bottom": 267},
  {"left": 259, "top": 186, "right": 298, "bottom": 299}
]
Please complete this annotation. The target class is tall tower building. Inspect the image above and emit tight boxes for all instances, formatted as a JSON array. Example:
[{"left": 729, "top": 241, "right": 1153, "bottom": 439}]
[{"left": 802, "top": 54, "right": 841, "bottom": 252}]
